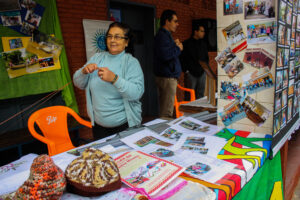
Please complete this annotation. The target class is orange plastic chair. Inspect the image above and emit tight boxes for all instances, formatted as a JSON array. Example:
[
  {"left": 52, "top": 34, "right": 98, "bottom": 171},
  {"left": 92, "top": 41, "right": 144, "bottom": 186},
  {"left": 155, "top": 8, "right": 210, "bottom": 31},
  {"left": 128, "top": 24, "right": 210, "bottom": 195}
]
[
  {"left": 28, "top": 106, "right": 92, "bottom": 156},
  {"left": 174, "top": 84, "right": 196, "bottom": 118}
]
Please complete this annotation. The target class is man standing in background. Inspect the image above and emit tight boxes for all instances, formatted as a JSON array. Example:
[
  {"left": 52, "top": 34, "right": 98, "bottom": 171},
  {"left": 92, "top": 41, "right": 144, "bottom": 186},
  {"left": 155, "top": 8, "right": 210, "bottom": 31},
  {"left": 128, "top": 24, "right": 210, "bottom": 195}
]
[
  {"left": 181, "top": 22, "right": 208, "bottom": 99},
  {"left": 153, "top": 9, "right": 183, "bottom": 118}
]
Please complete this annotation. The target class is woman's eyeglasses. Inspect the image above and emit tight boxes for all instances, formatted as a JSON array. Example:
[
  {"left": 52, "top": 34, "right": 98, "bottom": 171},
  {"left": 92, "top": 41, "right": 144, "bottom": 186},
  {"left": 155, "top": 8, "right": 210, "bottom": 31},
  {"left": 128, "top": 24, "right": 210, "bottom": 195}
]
[{"left": 106, "top": 35, "right": 128, "bottom": 40}]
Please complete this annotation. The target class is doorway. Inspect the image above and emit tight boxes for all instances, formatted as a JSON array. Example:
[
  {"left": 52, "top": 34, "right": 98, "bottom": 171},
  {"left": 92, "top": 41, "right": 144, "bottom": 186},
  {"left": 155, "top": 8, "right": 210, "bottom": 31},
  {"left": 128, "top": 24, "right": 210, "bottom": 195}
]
[{"left": 108, "top": 1, "right": 158, "bottom": 118}]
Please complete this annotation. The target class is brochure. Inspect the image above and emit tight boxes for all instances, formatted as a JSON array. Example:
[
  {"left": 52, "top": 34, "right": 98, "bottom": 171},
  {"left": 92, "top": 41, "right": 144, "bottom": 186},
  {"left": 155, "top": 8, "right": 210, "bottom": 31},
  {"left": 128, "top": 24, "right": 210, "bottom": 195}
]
[{"left": 114, "top": 151, "right": 185, "bottom": 196}]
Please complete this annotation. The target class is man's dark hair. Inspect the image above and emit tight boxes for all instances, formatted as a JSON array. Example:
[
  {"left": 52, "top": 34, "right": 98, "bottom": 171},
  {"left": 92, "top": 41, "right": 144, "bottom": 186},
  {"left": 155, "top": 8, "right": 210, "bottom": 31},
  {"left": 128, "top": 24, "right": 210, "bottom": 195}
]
[
  {"left": 191, "top": 20, "right": 206, "bottom": 37},
  {"left": 160, "top": 9, "right": 176, "bottom": 27}
]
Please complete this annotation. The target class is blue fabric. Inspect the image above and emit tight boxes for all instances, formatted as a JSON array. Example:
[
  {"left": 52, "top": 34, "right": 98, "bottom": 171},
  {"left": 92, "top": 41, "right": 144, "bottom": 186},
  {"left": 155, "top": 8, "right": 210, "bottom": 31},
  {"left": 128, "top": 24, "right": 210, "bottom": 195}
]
[
  {"left": 153, "top": 28, "right": 182, "bottom": 78},
  {"left": 73, "top": 51, "right": 144, "bottom": 127}
]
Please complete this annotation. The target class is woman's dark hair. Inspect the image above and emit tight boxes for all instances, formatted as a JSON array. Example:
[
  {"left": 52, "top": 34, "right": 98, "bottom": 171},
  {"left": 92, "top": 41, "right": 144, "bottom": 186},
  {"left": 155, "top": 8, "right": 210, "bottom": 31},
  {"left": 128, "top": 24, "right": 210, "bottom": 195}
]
[
  {"left": 160, "top": 9, "right": 176, "bottom": 27},
  {"left": 105, "top": 22, "right": 135, "bottom": 55}
]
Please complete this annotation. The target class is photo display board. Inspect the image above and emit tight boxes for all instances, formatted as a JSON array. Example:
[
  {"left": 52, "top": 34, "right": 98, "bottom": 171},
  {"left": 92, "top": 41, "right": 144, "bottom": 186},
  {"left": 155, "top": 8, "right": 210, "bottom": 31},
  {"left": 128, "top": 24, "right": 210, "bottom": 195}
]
[
  {"left": 217, "top": 0, "right": 299, "bottom": 156},
  {"left": 272, "top": 0, "right": 300, "bottom": 154}
]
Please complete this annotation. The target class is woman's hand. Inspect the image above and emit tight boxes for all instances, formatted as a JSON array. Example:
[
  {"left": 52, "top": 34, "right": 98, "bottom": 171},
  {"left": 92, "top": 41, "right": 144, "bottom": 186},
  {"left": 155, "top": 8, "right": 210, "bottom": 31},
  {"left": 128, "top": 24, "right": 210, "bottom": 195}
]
[
  {"left": 98, "top": 67, "right": 116, "bottom": 82},
  {"left": 82, "top": 63, "right": 99, "bottom": 74}
]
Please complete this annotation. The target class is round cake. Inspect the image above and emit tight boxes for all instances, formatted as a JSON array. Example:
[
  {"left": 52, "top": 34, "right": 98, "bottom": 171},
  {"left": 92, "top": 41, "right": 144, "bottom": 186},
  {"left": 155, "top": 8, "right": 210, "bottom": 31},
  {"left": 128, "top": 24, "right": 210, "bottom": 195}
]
[
  {"left": 14, "top": 154, "right": 66, "bottom": 200},
  {"left": 65, "top": 148, "right": 122, "bottom": 196}
]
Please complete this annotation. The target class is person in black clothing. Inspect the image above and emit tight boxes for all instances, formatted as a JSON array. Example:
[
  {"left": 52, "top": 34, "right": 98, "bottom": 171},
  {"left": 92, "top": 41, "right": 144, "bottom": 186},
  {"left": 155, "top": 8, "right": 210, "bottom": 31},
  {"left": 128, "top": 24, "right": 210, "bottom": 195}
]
[
  {"left": 181, "top": 22, "right": 209, "bottom": 99},
  {"left": 153, "top": 9, "right": 183, "bottom": 118}
]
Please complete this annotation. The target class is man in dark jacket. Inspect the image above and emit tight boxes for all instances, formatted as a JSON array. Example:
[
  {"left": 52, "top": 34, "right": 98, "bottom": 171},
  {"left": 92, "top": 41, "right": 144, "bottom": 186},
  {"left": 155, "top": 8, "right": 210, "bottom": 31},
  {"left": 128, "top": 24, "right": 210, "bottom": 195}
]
[
  {"left": 181, "top": 22, "right": 209, "bottom": 99},
  {"left": 153, "top": 9, "right": 183, "bottom": 118}
]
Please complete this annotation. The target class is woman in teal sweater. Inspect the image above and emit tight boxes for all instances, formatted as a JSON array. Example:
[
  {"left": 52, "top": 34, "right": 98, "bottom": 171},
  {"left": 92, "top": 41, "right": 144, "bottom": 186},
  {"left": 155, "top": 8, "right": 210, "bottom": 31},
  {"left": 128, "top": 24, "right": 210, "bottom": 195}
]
[{"left": 73, "top": 22, "right": 144, "bottom": 140}]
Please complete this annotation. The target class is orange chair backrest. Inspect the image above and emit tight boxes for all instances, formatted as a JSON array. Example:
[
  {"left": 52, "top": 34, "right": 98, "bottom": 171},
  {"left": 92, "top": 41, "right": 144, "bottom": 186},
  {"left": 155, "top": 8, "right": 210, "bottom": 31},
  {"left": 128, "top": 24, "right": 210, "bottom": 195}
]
[
  {"left": 28, "top": 106, "right": 91, "bottom": 156},
  {"left": 174, "top": 84, "right": 196, "bottom": 118}
]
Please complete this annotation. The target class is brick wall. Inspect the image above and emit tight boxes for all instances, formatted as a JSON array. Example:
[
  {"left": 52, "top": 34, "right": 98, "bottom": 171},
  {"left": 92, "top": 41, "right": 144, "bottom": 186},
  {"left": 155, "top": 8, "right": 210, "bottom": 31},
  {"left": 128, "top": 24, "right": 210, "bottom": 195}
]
[{"left": 56, "top": 0, "right": 216, "bottom": 138}]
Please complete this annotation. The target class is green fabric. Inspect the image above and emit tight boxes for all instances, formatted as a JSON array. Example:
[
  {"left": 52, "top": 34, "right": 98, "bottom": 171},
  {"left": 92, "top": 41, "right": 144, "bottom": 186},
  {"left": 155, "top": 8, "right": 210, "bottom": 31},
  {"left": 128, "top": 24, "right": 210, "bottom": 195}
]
[
  {"left": 0, "top": 0, "right": 78, "bottom": 113},
  {"left": 233, "top": 152, "right": 283, "bottom": 200}
]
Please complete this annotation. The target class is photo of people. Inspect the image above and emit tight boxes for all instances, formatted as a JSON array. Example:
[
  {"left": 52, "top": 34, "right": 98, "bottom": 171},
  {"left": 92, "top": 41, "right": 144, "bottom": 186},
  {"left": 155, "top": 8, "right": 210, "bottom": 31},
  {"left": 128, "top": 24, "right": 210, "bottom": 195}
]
[
  {"left": 288, "top": 79, "right": 294, "bottom": 96},
  {"left": 9, "top": 38, "right": 23, "bottom": 49},
  {"left": 219, "top": 100, "right": 246, "bottom": 126},
  {"left": 278, "top": 24, "right": 285, "bottom": 46},
  {"left": 224, "top": 0, "right": 243, "bottom": 15},
  {"left": 186, "top": 162, "right": 211, "bottom": 175},
  {"left": 0, "top": 11, "right": 22, "bottom": 26},
  {"left": 276, "top": 70, "right": 283, "bottom": 91},
  {"left": 295, "top": 51, "right": 300, "bottom": 66},
  {"left": 292, "top": 15, "right": 297, "bottom": 30},
  {"left": 1, "top": 48, "right": 38, "bottom": 70},
  {"left": 161, "top": 128, "right": 183, "bottom": 141},
  {"left": 150, "top": 148, "right": 174, "bottom": 158},
  {"left": 220, "top": 81, "right": 245, "bottom": 100},
  {"left": 134, "top": 136, "right": 172, "bottom": 148},
  {"left": 244, "top": 0, "right": 275, "bottom": 20},
  {"left": 181, "top": 136, "right": 208, "bottom": 154},
  {"left": 273, "top": 113, "right": 281, "bottom": 135},
  {"left": 287, "top": 98, "right": 293, "bottom": 121},
  {"left": 296, "top": 32, "right": 300, "bottom": 48},
  {"left": 223, "top": 57, "right": 244, "bottom": 78},
  {"left": 286, "top": 5, "right": 292, "bottom": 25},
  {"left": 275, "top": 92, "right": 282, "bottom": 113},
  {"left": 242, "top": 96, "right": 271, "bottom": 127},
  {"left": 298, "top": 14, "right": 300, "bottom": 29},
  {"left": 25, "top": 11, "right": 42, "bottom": 27},
  {"left": 243, "top": 48, "right": 275, "bottom": 69},
  {"left": 277, "top": 47, "right": 284, "bottom": 68},
  {"left": 39, "top": 57, "right": 54, "bottom": 68},
  {"left": 293, "top": 94, "right": 298, "bottom": 116},
  {"left": 282, "top": 89, "right": 288, "bottom": 108},
  {"left": 247, "top": 21, "right": 276, "bottom": 44},
  {"left": 278, "top": 1, "right": 286, "bottom": 22},
  {"left": 244, "top": 70, "right": 274, "bottom": 94},
  {"left": 215, "top": 47, "right": 236, "bottom": 67},
  {"left": 296, "top": 67, "right": 300, "bottom": 82},
  {"left": 222, "top": 21, "right": 247, "bottom": 52},
  {"left": 20, "top": 0, "right": 37, "bottom": 11},
  {"left": 283, "top": 69, "right": 289, "bottom": 88}
]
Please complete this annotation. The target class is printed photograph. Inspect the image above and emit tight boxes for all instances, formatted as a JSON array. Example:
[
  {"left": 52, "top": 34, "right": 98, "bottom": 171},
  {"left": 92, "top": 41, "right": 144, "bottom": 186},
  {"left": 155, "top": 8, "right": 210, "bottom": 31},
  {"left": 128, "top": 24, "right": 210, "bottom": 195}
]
[
  {"left": 277, "top": 47, "right": 284, "bottom": 68},
  {"left": 222, "top": 20, "right": 247, "bottom": 52},
  {"left": 1, "top": 48, "right": 38, "bottom": 70},
  {"left": 186, "top": 162, "right": 211, "bottom": 175},
  {"left": 246, "top": 21, "right": 276, "bottom": 44},
  {"left": 298, "top": 14, "right": 300, "bottom": 29},
  {"left": 244, "top": 70, "right": 274, "bottom": 94},
  {"left": 275, "top": 92, "right": 282, "bottom": 114},
  {"left": 39, "top": 57, "right": 54, "bottom": 68},
  {"left": 224, "top": 0, "right": 243, "bottom": 15},
  {"left": 20, "top": 0, "right": 36, "bottom": 11},
  {"left": 286, "top": 4, "right": 292, "bottom": 25},
  {"left": 293, "top": 93, "right": 298, "bottom": 116},
  {"left": 290, "top": 41, "right": 295, "bottom": 57},
  {"left": 26, "top": 29, "right": 63, "bottom": 61},
  {"left": 243, "top": 48, "right": 274, "bottom": 69},
  {"left": 181, "top": 136, "right": 208, "bottom": 154},
  {"left": 244, "top": 0, "right": 275, "bottom": 20},
  {"left": 220, "top": 81, "right": 245, "bottom": 100},
  {"left": 223, "top": 57, "right": 244, "bottom": 78},
  {"left": 287, "top": 98, "right": 293, "bottom": 121},
  {"left": 284, "top": 49, "right": 289, "bottom": 66},
  {"left": 9, "top": 38, "right": 23, "bottom": 49},
  {"left": 273, "top": 113, "right": 281, "bottom": 135},
  {"left": 0, "top": 0, "right": 21, "bottom": 12},
  {"left": 150, "top": 148, "right": 174, "bottom": 158},
  {"left": 283, "top": 69, "right": 289, "bottom": 88},
  {"left": 285, "top": 27, "right": 291, "bottom": 46},
  {"left": 219, "top": 100, "right": 246, "bottom": 126},
  {"left": 242, "top": 96, "right": 271, "bottom": 127},
  {"left": 296, "top": 32, "right": 300, "bottom": 48},
  {"left": 0, "top": 11, "right": 22, "bottom": 26},
  {"left": 278, "top": 24, "right": 285, "bottom": 46},
  {"left": 161, "top": 128, "right": 183, "bottom": 141},
  {"left": 282, "top": 108, "right": 287, "bottom": 127},
  {"left": 178, "top": 120, "right": 210, "bottom": 132},
  {"left": 278, "top": 1, "right": 286, "bottom": 22},
  {"left": 288, "top": 79, "right": 294, "bottom": 96},
  {"left": 292, "top": 15, "right": 297, "bottom": 30},
  {"left": 134, "top": 136, "right": 172, "bottom": 148},
  {"left": 275, "top": 70, "right": 283, "bottom": 91},
  {"left": 291, "top": 28, "right": 295, "bottom": 40},
  {"left": 25, "top": 11, "right": 41, "bottom": 27},
  {"left": 215, "top": 47, "right": 236, "bottom": 67},
  {"left": 282, "top": 89, "right": 288, "bottom": 108},
  {"left": 295, "top": 51, "right": 300, "bottom": 66},
  {"left": 289, "top": 60, "right": 295, "bottom": 78},
  {"left": 20, "top": 22, "right": 35, "bottom": 36}
]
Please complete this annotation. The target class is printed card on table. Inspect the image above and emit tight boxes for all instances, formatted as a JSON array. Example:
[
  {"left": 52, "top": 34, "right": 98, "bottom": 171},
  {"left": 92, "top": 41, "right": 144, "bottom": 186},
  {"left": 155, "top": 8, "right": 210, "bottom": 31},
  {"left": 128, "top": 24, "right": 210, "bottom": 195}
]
[{"left": 114, "top": 151, "right": 185, "bottom": 196}]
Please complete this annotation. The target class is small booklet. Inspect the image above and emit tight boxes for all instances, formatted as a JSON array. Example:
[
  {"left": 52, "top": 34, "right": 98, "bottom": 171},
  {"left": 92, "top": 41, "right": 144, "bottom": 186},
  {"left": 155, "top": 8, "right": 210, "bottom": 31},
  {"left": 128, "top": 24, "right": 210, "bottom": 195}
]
[{"left": 114, "top": 151, "right": 185, "bottom": 196}]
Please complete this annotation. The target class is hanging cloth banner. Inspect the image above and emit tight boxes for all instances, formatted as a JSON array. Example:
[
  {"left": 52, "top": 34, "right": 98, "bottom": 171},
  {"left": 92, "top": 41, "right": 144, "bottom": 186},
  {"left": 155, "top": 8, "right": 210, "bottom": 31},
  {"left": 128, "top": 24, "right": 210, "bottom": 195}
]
[{"left": 82, "top": 19, "right": 112, "bottom": 61}]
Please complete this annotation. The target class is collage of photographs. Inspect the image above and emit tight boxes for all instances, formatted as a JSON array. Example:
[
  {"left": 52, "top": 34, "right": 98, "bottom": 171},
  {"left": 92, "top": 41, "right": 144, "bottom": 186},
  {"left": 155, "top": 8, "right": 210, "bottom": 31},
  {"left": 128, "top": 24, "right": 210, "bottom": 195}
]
[{"left": 273, "top": 0, "right": 300, "bottom": 136}]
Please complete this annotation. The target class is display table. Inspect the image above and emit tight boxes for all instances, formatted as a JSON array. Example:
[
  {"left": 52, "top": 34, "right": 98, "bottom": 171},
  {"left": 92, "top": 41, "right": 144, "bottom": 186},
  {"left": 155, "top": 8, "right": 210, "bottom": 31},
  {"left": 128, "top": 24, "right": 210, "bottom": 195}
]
[{"left": 0, "top": 117, "right": 283, "bottom": 200}]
